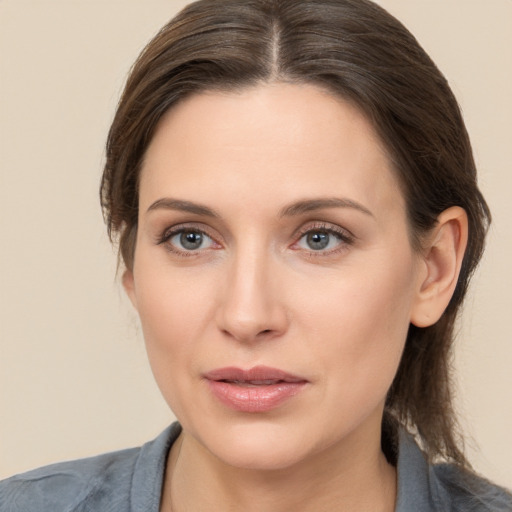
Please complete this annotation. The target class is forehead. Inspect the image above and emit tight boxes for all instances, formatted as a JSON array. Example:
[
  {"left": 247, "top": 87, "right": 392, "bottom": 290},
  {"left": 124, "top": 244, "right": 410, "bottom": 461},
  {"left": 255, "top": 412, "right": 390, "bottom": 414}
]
[{"left": 139, "top": 83, "right": 404, "bottom": 219}]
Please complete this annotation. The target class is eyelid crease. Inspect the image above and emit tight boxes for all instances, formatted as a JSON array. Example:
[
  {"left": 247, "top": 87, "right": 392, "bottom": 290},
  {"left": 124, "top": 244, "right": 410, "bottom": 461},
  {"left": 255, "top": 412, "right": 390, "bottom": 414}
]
[{"left": 293, "top": 220, "right": 356, "bottom": 242}]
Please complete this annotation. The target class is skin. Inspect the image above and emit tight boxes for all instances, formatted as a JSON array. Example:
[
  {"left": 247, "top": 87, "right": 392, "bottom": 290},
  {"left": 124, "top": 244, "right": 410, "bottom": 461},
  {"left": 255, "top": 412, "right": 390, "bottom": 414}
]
[{"left": 123, "top": 83, "right": 467, "bottom": 512}]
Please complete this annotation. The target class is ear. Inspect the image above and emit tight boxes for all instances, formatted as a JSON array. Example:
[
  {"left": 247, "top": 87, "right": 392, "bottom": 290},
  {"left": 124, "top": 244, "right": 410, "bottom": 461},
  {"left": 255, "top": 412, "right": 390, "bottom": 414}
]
[
  {"left": 410, "top": 206, "right": 468, "bottom": 328},
  {"left": 122, "top": 269, "right": 138, "bottom": 310}
]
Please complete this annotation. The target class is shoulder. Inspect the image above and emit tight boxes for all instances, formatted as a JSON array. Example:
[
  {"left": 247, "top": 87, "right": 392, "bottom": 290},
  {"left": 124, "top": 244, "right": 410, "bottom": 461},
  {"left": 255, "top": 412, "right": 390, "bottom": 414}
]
[
  {"left": 0, "top": 448, "right": 139, "bottom": 512},
  {"left": 432, "top": 463, "right": 512, "bottom": 512},
  {"left": 396, "top": 429, "right": 512, "bottom": 512},
  {"left": 0, "top": 423, "right": 181, "bottom": 512}
]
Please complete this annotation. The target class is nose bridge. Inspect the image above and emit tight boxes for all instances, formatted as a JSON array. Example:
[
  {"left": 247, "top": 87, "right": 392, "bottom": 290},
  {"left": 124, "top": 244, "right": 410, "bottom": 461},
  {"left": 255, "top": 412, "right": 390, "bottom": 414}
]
[{"left": 216, "top": 239, "right": 286, "bottom": 342}]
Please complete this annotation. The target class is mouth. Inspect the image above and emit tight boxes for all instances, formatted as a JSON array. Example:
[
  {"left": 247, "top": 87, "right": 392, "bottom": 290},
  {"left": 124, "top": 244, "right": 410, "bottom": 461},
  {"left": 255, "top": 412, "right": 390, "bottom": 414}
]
[{"left": 203, "top": 366, "right": 308, "bottom": 412}]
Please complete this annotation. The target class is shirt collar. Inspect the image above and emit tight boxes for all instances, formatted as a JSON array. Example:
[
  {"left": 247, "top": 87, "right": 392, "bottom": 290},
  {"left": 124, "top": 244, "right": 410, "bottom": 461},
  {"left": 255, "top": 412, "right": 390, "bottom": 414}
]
[
  {"left": 130, "top": 423, "right": 182, "bottom": 512},
  {"left": 130, "top": 423, "right": 438, "bottom": 512},
  {"left": 395, "top": 429, "right": 438, "bottom": 511}
]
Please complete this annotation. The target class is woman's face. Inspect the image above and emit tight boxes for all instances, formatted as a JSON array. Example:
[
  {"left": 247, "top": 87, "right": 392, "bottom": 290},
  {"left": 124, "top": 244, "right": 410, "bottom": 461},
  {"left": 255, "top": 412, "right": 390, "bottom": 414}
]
[{"left": 124, "top": 83, "right": 426, "bottom": 470}]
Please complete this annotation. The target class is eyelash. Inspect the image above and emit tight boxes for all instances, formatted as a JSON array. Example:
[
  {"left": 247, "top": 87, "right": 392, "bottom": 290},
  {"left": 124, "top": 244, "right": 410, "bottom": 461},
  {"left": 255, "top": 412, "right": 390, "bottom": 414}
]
[
  {"left": 156, "top": 221, "right": 355, "bottom": 258},
  {"left": 157, "top": 223, "right": 220, "bottom": 258},
  {"left": 292, "top": 222, "right": 355, "bottom": 257}
]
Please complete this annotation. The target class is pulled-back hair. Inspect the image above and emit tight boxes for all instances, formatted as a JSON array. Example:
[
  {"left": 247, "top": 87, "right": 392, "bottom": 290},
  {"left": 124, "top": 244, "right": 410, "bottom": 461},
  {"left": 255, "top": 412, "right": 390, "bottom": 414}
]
[{"left": 100, "top": 0, "right": 490, "bottom": 468}]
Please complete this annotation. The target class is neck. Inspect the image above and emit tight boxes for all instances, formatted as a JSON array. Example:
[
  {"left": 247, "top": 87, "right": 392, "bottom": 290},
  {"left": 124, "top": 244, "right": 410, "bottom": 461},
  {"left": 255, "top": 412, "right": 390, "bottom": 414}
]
[{"left": 161, "top": 426, "right": 397, "bottom": 512}]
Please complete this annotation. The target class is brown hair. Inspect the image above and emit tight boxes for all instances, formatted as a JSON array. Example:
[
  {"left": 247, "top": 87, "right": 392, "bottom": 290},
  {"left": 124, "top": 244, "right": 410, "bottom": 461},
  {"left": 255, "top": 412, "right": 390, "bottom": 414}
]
[{"left": 101, "top": 0, "right": 490, "bottom": 467}]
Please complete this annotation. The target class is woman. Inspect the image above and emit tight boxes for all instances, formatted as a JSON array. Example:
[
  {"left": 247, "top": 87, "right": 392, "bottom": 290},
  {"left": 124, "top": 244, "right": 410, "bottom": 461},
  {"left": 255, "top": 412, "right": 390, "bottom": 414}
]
[{"left": 1, "top": 0, "right": 511, "bottom": 510}]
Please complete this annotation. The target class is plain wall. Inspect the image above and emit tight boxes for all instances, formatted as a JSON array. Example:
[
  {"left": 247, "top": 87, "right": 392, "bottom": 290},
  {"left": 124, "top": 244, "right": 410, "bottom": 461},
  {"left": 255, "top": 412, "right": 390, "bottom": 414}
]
[{"left": 1, "top": 0, "right": 511, "bottom": 487}]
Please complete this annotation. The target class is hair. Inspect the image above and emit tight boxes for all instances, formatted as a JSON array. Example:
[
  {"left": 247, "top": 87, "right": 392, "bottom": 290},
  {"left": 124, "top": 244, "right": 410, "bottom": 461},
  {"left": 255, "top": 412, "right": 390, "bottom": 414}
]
[{"left": 100, "top": 0, "right": 490, "bottom": 468}]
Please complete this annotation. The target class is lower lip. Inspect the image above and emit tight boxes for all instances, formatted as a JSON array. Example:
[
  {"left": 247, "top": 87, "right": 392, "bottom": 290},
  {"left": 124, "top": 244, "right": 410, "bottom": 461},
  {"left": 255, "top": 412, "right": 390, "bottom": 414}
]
[{"left": 207, "top": 380, "right": 307, "bottom": 413}]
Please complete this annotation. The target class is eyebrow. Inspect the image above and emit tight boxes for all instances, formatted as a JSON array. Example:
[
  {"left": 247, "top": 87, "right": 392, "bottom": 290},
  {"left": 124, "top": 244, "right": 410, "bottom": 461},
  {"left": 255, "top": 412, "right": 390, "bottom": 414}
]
[
  {"left": 146, "top": 198, "right": 220, "bottom": 217},
  {"left": 279, "top": 197, "right": 373, "bottom": 218},
  {"left": 146, "top": 196, "right": 373, "bottom": 218}
]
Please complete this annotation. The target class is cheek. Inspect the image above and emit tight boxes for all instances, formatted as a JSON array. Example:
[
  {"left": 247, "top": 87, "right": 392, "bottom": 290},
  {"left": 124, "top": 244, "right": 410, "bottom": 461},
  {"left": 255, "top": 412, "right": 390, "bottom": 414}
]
[
  {"left": 134, "top": 249, "right": 218, "bottom": 334},
  {"left": 132, "top": 260, "right": 219, "bottom": 392},
  {"left": 295, "top": 251, "right": 418, "bottom": 395}
]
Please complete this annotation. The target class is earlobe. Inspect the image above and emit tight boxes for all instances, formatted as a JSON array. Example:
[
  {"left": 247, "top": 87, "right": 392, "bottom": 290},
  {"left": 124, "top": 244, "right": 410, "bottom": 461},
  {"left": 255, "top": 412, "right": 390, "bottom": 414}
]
[
  {"left": 122, "top": 269, "right": 138, "bottom": 310},
  {"left": 410, "top": 206, "right": 468, "bottom": 328}
]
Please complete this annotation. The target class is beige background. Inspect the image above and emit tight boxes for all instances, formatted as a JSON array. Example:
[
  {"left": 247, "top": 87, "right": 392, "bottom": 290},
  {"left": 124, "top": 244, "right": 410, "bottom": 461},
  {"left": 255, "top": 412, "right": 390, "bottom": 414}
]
[{"left": 0, "top": 0, "right": 511, "bottom": 487}]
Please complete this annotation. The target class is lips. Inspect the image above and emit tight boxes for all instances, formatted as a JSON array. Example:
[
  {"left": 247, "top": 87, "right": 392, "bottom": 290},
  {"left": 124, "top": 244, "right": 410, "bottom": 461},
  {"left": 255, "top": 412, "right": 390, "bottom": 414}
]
[{"left": 204, "top": 365, "right": 308, "bottom": 412}]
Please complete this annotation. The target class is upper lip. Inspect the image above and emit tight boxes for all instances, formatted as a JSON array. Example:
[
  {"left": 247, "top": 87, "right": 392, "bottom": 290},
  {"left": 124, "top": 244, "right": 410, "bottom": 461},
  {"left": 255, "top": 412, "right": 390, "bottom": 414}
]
[{"left": 203, "top": 365, "right": 307, "bottom": 384}]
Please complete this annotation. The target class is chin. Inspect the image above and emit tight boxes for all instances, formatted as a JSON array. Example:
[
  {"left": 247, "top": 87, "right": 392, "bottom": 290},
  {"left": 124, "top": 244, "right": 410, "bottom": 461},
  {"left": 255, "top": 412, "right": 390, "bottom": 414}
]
[
  {"left": 213, "top": 437, "right": 309, "bottom": 471},
  {"left": 188, "top": 416, "right": 323, "bottom": 471}
]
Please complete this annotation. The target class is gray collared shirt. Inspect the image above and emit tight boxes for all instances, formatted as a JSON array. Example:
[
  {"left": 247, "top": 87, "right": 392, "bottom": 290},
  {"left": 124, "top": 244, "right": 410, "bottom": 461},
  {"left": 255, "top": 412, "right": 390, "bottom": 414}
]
[{"left": 1, "top": 423, "right": 511, "bottom": 511}]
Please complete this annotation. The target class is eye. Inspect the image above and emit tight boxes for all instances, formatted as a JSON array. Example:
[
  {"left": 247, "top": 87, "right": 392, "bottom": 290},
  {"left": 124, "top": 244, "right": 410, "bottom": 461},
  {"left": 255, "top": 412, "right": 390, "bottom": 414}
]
[
  {"left": 172, "top": 230, "right": 209, "bottom": 251},
  {"left": 292, "top": 223, "right": 354, "bottom": 255},
  {"left": 298, "top": 230, "right": 341, "bottom": 251},
  {"left": 158, "top": 226, "right": 219, "bottom": 255}
]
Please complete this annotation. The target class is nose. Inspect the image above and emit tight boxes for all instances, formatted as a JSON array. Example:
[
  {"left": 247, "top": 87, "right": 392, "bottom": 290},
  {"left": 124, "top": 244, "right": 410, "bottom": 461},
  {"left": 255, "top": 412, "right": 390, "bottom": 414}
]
[{"left": 215, "top": 246, "right": 289, "bottom": 343}]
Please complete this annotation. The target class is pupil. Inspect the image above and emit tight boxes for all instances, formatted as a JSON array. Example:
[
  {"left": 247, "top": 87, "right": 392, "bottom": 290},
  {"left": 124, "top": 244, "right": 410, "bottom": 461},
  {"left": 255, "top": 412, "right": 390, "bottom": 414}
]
[
  {"left": 181, "top": 231, "right": 202, "bottom": 250},
  {"left": 307, "top": 231, "right": 329, "bottom": 250}
]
